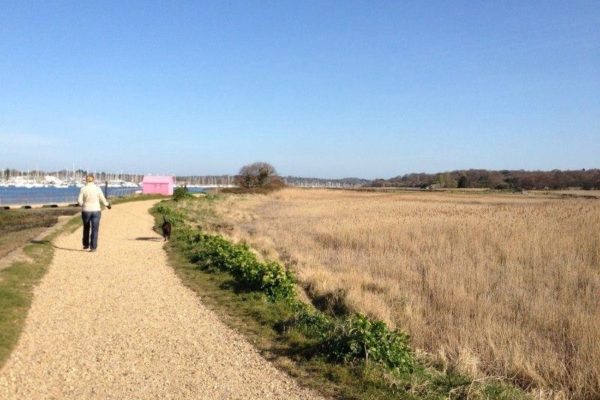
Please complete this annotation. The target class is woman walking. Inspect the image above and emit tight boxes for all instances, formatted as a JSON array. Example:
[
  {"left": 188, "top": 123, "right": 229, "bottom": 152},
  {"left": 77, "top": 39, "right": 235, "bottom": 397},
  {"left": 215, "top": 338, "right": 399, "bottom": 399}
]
[{"left": 78, "top": 175, "right": 111, "bottom": 252}]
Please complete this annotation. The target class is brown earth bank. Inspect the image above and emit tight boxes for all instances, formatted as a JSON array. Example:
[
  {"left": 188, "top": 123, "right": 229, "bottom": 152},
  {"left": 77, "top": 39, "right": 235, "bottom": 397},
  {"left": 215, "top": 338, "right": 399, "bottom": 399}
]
[{"left": 0, "top": 207, "right": 79, "bottom": 260}]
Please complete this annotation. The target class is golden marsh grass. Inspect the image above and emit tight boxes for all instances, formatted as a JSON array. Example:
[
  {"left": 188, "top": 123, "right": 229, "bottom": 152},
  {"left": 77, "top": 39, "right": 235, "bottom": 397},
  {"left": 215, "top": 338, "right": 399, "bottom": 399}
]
[{"left": 213, "top": 189, "right": 600, "bottom": 399}]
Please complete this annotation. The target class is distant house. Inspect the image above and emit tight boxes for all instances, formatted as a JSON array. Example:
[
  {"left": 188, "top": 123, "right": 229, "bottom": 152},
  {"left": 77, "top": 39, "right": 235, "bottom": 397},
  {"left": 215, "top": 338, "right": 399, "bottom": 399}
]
[{"left": 142, "top": 176, "right": 174, "bottom": 195}]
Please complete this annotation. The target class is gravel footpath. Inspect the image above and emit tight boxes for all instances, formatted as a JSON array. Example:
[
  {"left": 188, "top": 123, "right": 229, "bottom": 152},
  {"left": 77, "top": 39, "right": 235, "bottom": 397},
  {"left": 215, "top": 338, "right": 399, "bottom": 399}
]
[{"left": 0, "top": 200, "right": 323, "bottom": 400}]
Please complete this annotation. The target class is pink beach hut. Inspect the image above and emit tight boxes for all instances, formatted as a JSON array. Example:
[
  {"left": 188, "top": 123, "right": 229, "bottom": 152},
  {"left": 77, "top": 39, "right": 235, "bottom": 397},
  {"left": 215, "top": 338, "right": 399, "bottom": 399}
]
[{"left": 142, "top": 176, "right": 175, "bottom": 196}]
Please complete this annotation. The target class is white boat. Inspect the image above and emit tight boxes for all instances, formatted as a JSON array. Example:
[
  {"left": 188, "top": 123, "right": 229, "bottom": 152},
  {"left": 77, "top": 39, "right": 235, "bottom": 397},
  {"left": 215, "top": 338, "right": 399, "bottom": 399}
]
[
  {"left": 106, "top": 179, "right": 140, "bottom": 188},
  {"left": 11, "top": 177, "right": 36, "bottom": 187},
  {"left": 122, "top": 181, "right": 140, "bottom": 188}
]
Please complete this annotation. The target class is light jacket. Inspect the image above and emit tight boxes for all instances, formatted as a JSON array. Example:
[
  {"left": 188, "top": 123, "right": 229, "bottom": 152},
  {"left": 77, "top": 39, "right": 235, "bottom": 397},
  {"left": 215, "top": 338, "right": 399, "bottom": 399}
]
[{"left": 78, "top": 183, "right": 109, "bottom": 212}]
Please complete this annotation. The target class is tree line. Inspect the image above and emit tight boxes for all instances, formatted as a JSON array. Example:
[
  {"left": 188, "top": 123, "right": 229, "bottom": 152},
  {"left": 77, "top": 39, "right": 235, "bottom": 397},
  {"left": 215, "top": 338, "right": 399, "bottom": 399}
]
[
  {"left": 5, "top": 165, "right": 599, "bottom": 191},
  {"left": 370, "top": 169, "right": 600, "bottom": 190}
]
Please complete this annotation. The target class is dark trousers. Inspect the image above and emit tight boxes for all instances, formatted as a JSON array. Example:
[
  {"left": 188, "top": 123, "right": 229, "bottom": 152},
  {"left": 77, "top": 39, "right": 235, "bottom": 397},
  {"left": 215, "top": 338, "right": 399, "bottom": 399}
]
[{"left": 82, "top": 211, "right": 101, "bottom": 250}]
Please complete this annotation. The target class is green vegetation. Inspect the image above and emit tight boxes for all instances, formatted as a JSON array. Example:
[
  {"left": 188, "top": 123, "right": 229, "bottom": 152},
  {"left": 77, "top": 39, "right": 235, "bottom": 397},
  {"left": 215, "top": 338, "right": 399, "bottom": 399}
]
[
  {"left": 152, "top": 197, "right": 530, "bottom": 400},
  {"left": 177, "top": 230, "right": 295, "bottom": 301},
  {"left": 0, "top": 245, "right": 49, "bottom": 366},
  {"left": 173, "top": 186, "right": 194, "bottom": 202},
  {"left": 371, "top": 168, "right": 600, "bottom": 190}
]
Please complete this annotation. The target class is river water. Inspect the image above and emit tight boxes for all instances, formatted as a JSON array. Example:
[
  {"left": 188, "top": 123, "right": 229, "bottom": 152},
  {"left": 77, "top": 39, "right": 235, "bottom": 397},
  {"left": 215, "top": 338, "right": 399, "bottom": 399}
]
[
  {"left": 0, "top": 187, "right": 140, "bottom": 206},
  {"left": 0, "top": 186, "right": 208, "bottom": 206}
]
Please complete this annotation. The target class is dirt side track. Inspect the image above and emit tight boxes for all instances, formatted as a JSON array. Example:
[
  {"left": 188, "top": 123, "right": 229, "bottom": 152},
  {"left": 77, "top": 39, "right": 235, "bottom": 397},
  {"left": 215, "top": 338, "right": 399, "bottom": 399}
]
[{"left": 0, "top": 200, "right": 322, "bottom": 399}]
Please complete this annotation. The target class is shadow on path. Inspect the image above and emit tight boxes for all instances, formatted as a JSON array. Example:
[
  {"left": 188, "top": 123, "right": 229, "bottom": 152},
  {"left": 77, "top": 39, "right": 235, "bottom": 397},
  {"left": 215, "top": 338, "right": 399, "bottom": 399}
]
[
  {"left": 134, "top": 237, "right": 163, "bottom": 242},
  {"left": 30, "top": 240, "right": 88, "bottom": 252}
]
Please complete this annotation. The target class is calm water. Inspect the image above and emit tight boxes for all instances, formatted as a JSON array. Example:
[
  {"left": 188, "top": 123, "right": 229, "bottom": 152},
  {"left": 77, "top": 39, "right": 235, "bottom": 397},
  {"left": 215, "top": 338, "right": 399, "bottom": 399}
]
[
  {"left": 0, "top": 187, "right": 139, "bottom": 206},
  {"left": 0, "top": 186, "right": 208, "bottom": 206}
]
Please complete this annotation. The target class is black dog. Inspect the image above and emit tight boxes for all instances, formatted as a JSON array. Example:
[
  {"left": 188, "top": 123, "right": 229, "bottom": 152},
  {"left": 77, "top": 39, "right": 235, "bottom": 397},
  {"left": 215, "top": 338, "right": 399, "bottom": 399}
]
[{"left": 161, "top": 216, "right": 172, "bottom": 241}]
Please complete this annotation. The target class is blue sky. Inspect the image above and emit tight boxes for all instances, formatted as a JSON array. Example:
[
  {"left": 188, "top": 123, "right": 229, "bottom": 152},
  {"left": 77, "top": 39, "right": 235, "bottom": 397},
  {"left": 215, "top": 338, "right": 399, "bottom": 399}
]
[{"left": 1, "top": 1, "right": 598, "bottom": 179}]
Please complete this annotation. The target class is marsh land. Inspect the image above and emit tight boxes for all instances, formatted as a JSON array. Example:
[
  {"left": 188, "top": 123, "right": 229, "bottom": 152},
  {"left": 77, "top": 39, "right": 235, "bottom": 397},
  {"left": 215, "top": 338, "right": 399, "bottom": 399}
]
[{"left": 203, "top": 188, "right": 600, "bottom": 399}]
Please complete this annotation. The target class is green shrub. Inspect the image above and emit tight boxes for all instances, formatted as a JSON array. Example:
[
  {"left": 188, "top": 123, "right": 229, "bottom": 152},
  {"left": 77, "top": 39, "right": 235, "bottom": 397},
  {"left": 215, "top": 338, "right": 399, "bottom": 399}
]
[
  {"left": 322, "top": 314, "right": 413, "bottom": 373},
  {"left": 155, "top": 203, "right": 186, "bottom": 227},
  {"left": 180, "top": 230, "right": 296, "bottom": 301},
  {"left": 173, "top": 186, "right": 194, "bottom": 201},
  {"left": 252, "top": 261, "right": 296, "bottom": 301},
  {"left": 288, "top": 305, "right": 414, "bottom": 373},
  {"left": 287, "top": 302, "right": 334, "bottom": 339}
]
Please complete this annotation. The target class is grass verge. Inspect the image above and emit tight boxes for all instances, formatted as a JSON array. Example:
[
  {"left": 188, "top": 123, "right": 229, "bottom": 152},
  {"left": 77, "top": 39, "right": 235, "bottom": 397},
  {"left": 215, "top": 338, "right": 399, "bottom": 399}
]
[{"left": 152, "top": 197, "right": 529, "bottom": 400}]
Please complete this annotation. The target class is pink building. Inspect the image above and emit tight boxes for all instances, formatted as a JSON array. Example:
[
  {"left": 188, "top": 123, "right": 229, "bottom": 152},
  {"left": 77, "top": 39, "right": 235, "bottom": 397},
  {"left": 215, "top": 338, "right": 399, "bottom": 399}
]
[{"left": 142, "top": 176, "right": 175, "bottom": 195}]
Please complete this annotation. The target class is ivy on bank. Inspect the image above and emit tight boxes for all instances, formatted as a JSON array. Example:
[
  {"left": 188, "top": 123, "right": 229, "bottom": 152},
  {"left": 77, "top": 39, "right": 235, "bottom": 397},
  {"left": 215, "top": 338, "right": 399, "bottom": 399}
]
[
  {"left": 155, "top": 202, "right": 414, "bottom": 374},
  {"left": 178, "top": 228, "right": 296, "bottom": 301},
  {"left": 287, "top": 303, "right": 414, "bottom": 373}
]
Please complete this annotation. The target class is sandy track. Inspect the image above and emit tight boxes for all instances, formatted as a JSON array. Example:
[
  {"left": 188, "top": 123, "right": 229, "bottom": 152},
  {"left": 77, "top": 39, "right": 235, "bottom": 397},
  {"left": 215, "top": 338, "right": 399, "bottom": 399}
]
[{"left": 0, "top": 200, "right": 322, "bottom": 399}]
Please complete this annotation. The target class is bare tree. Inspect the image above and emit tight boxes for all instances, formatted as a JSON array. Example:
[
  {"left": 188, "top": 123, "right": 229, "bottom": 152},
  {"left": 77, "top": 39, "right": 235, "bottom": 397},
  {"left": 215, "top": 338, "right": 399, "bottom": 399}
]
[{"left": 235, "top": 162, "right": 279, "bottom": 189}]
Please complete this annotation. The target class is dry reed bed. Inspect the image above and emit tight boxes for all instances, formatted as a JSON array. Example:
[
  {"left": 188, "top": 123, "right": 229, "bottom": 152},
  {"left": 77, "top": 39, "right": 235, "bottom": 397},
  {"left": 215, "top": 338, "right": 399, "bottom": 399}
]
[{"left": 212, "top": 189, "right": 600, "bottom": 399}]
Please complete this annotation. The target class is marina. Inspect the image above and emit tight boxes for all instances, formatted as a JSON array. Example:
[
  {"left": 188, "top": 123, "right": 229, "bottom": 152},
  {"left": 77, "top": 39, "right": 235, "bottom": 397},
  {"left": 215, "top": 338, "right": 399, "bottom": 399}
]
[{"left": 0, "top": 170, "right": 224, "bottom": 206}]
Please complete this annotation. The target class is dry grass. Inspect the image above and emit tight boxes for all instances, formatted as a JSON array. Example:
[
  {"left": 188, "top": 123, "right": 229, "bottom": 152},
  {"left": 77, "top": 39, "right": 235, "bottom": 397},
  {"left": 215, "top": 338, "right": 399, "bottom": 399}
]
[{"left": 211, "top": 188, "right": 600, "bottom": 399}]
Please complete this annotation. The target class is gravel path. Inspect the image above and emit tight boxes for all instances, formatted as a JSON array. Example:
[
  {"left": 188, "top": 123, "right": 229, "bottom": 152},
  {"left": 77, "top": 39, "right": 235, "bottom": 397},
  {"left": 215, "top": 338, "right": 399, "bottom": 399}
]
[{"left": 0, "top": 200, "right": 323, "bottom": 399}]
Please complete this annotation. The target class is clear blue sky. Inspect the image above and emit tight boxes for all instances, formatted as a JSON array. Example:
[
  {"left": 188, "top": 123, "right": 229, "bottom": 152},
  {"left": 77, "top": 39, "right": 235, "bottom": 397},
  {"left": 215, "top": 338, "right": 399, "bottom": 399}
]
[{"left": 1, "top": 1, "right": 598, "bottom": 179}]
